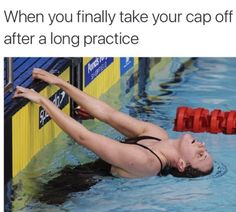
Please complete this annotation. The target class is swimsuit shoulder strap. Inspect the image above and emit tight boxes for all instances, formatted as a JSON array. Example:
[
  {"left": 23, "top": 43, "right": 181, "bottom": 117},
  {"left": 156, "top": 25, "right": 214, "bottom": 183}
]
[
  {"left": 124, "top": 135, "right": 161, "bottom": 143},
  {"left": 122, "top": 135, "right": 163, "bottom": 175},
  {"left": 135, "top": 143, "right": 163, "bottom": 172}
]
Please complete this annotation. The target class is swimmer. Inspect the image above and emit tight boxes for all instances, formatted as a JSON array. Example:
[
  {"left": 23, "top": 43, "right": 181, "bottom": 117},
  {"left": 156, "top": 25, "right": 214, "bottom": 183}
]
[{"left": 13, "top": 68, "right": 213, "bottom": 179}]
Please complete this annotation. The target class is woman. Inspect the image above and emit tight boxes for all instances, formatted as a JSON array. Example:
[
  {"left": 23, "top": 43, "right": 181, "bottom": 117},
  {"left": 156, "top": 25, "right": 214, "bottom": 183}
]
[
  {"left": 14, "top": 69, "right": 214, "bottom": 203},
  {"left": 14, "top": 68, "right": 213, "bottom": 179}
]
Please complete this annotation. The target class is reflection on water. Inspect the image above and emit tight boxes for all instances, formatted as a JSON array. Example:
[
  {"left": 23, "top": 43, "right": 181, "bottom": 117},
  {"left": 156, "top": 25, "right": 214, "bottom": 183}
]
[
  {"left": 138, "top": 57, "right": 150, "bottom": 98},
  {"left": 9, "top": 58, "right": 236, "bottom": 211}
]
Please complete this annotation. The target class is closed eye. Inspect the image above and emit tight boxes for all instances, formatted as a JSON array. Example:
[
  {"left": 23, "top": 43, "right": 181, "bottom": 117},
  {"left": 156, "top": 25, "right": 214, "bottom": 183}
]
[
  {"left": 191, "top": 139, "right": 195, "bottom": 144},
  {"left": 199, "top": 152, "right": 204, "bottom": 157},
  {"left": 197, "top": 151, "right": 207, "bottom": 160}
]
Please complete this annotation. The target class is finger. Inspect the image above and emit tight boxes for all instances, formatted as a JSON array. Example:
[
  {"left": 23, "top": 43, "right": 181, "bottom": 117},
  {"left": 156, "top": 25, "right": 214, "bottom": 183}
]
[
  {"left": 32, "top": 68, "right": 42, "bottom": 77},
  {"left": 13, "top": 86, "right": 24, "bottom": 98},
  {"left": 13, "top": 92, "right": 25, "bottom": 98},
  {"left": 32, "top": 69, "right": 48, "bottom": 80},
  {"left": 32, "top": 73, "right": 47, "bottom": 82},
  {"left": 32, "top": 70, "right": 41, "bottom": 79},
  {"left": 15, "top": 86, "right": 23, "bottom": 92},
  {"left": 30, "top": 88, "right": 36, "bottom": 93},
  {"left": 16, "top": 86, "right": 28, "bottom": 92},
  {"left": 33, "top": 68, "right": 48, "bottom": 76},
  {"left": 33, "top": 68, "right": 45, "bottom": 73}
]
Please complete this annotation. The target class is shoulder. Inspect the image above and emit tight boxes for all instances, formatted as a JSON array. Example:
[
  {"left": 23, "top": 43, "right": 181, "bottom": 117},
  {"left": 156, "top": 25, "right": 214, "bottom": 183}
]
[{"left": 142, "top": 122, "right": 169, "bottom": 140}]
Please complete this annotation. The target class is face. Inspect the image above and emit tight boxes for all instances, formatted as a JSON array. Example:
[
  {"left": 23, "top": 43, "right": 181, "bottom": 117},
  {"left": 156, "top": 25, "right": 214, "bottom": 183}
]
[{"left": 178, "top": 134, "right": 213, "bottom": 172}]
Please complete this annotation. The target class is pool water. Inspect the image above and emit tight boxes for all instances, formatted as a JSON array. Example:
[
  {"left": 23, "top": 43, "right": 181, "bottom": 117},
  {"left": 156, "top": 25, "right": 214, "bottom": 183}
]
[{"left": 11, "top": 58, "right": 236, "bottom": 212}]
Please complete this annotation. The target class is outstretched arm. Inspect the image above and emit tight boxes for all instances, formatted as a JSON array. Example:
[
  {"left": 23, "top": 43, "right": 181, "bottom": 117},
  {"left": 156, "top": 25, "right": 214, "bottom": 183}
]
[
  {"left": 13, "top": 86, "right": 157, "bottom": 177},
  {"left": 32, "top": 68, "right": 168, "bottom": 139},
  {"left": 13, "top": 86, "right": 92, "bottom": 144}
]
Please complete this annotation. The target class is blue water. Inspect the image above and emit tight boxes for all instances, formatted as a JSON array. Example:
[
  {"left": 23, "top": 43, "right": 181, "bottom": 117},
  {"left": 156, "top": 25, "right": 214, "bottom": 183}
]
[{"left": 12, "top": 58, "right": 236, "bottom": 212}]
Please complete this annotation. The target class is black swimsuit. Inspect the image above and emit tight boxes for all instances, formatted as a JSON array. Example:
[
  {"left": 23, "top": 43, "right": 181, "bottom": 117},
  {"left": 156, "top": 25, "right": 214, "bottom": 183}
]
[{"left": 121, "top": 136, "right": 164, "bottom": 175}]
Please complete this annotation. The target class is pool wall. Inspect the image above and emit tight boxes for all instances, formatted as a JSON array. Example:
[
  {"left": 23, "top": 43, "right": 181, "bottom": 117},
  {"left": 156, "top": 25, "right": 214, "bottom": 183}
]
[
  {"left": 4, "top": 57, "right": 139, "bottom": 186},
  {"left": 83, "top": 57, "right": 138, "bottom": 98},
  {"left": 4, "top": 58, "right": 73, "bottom": 185},
  {"left": 11, "top": 69, "right": 71, "bottom": 178}
]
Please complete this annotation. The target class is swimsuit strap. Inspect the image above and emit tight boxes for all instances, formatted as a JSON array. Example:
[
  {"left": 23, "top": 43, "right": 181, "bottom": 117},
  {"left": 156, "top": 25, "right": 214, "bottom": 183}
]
[
  {"left": 124, "top": 135, "right": 161, "bottom": 143},
  {"left": 122, "top": 135, "right": 163, "bottom": 175},
  {"left": 134, "top": 143, "right": 163, "bottom": 172}
]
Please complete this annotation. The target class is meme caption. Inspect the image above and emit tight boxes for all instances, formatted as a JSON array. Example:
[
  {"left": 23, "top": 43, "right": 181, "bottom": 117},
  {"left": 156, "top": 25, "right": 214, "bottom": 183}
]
[{"left": 2, "top": 9, "right": 234, "bottom": 47}]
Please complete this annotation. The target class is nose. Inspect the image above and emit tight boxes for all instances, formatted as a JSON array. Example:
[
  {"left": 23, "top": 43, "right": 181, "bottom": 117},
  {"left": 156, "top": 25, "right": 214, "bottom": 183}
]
[
  {"left": 182, "top": 133, "right": 193, "bottom": 140},
  {"left": 197, "top": 141, "right": 206, "bottom": 151},
  {"left": 197, "top": 141, "right": 205, "bottom": 146}
]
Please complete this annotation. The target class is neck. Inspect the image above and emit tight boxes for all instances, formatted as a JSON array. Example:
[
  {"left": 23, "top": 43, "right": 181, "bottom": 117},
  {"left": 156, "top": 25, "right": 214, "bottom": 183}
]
[{"left": 160, "top": 138, "right": 180, "bottom": 168}]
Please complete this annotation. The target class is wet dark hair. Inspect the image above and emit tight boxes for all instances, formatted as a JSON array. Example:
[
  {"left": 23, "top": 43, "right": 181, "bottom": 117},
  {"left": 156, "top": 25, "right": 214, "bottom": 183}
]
[
  {"left": 161, "top": 165, "right": 214, "bottom": 178},
  {"left": 35, "top": 159, "right": 111, "bottom": 204}
]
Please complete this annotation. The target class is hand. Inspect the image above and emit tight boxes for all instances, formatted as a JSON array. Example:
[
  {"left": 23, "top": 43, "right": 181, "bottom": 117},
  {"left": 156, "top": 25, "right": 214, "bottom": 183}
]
[
  {"left": 32, "top": 68, "right": 63, "bottom": 85},
  {"left": 13, "top": 86, "right": 43, "bottom": 104}
]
